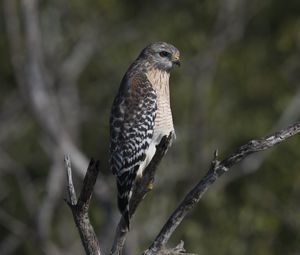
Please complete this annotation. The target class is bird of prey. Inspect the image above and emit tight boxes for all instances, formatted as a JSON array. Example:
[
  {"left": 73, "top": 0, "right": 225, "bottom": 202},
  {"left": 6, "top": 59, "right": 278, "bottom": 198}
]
[{"left": 109, "top": 42, "right": 180, "bottom": 228}]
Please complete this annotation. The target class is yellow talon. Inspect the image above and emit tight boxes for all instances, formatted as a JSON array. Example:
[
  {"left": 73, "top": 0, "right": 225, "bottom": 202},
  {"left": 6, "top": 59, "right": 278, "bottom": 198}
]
[{"left": 148, "top": 182, "right": 154, "bottom": 190}]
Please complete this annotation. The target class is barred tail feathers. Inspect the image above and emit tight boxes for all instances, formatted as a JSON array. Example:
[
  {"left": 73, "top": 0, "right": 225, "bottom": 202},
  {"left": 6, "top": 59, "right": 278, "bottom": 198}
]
[{"left": 116, "top": 169, "right": 137, "bottom": 229}]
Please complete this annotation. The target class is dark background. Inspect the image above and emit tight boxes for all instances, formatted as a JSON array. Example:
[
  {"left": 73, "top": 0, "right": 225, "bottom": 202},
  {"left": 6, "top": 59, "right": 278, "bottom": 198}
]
[{"left": 1, "top": 0, "right": 300, "bottom": 254}]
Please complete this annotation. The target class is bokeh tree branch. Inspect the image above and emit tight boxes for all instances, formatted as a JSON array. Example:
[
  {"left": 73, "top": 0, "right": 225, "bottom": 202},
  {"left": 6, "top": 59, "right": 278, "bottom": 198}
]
[{"left": 3, "top": 0, "right": 112, "bottom": 253}]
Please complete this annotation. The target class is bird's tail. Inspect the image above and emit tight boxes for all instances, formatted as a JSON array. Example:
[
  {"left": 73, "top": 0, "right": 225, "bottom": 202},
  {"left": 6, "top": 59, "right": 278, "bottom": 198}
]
[{"left": 116, "top": 175, "right": 135, "bottom": 229}]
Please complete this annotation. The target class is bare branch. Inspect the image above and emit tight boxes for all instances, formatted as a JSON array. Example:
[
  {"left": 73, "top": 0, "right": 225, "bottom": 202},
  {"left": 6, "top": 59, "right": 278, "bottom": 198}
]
[
  {"left": 218, "top": 85, "right": 300, "bottom": 189},
  {"left": 65, "top": 156, "right": 101, "bottom": 255},
  {"left": 144, "top": 122, "right": 300, "bottom": 254},
  {"left": 65, "top": 155, "right": 78, "bottom": 205},
  {"left": 111, "top": 133, "right": 174, "bottom": 255}
]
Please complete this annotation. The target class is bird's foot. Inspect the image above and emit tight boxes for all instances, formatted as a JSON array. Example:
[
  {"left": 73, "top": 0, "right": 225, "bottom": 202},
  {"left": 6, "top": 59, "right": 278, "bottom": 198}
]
[{"left": 147, "top": 182, "right": 154, "bottom": 190}]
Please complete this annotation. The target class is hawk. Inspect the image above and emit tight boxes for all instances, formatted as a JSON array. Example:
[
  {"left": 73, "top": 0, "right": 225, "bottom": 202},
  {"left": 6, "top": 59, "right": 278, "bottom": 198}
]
[{"left": 109, "top": 42, "right": 180, "bottom": 228}]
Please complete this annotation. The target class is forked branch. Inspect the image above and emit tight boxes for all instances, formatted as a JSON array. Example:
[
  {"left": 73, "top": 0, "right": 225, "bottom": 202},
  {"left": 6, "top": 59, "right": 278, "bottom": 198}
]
[
  {"left": 64, "top": 156, "right": 101, "bottom": 255},
  {"left": 65, "top": 122, "right": 300, "bottom": 255}
]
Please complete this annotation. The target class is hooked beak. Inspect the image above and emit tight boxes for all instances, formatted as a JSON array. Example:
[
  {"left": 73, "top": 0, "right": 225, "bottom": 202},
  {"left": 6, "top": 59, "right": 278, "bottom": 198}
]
[
  {"left": 173, "top": 59, "right": 181, "bottom": 67},
  {"left": 172, "top": 53, "right": 181, "bottom": 67}
]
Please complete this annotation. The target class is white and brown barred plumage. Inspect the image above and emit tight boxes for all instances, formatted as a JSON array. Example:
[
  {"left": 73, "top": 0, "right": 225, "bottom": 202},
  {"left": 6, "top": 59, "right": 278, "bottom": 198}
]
[{"left": 109, "top": 42, "right": 180, "bottom": 228}]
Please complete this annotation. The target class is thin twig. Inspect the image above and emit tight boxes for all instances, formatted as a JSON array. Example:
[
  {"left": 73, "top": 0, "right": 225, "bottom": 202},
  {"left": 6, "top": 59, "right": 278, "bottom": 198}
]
[
  {"left": 65, "top": 155, "right": 77, "bottom": 205},
  {"left": 143, "top": 122, "right": 300, "bottom": 254}
]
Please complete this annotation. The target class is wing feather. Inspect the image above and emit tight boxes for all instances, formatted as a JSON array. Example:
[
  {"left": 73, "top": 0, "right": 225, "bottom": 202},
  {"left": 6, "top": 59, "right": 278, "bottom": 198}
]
[{"left": 109, "top": 71, "right": 157, "bottom": 228}]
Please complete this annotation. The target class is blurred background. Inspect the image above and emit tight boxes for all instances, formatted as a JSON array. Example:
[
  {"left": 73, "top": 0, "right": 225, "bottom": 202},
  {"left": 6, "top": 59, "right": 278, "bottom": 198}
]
[{"left": 1, "top": 0, "right": 300, "bottom": 254}]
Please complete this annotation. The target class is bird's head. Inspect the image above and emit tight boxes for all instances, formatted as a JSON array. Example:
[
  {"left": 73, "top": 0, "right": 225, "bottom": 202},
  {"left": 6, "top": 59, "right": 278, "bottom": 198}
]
[{"left": 139, "top": 42, "right": 180, "bottom": 72}]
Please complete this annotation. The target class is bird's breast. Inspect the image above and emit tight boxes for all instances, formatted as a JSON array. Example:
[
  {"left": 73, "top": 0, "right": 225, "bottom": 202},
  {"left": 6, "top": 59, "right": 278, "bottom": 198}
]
[{"left": 146, "top": 68, "right": 174, "bottom": 141}]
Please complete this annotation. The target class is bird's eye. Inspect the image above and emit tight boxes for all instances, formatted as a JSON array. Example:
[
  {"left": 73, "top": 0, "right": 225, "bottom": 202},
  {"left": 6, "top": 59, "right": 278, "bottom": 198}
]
[{"left": 159, "top": 51, "right": 170, "bottom": 58}]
